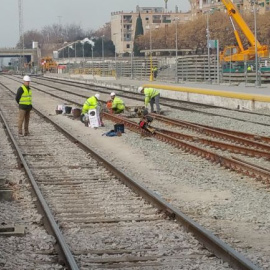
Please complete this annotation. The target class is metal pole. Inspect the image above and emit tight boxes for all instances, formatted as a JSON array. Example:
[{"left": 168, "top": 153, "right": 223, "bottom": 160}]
[
  {"left": 68, "top": 46, "right": 70, "bottom": 73},
  {"left": 102, "top": 35, "right": 104, "bottom": 61},
  {"left": 102, "top": 35, "right": 104, "bottom": 77},
  {"left": 149, "top": 23, "right": 153, "bottom": 81},
  {"left": 207, "top": 11, "right": 211, "bottom": 83},
  {"left": 253, "top": 1, "right": 260, "bottom": 87},
  {"left": 229, "top": 47, "right": 232, "bottom": 85},
  {"left": 115, "top": 50, "right": 117, "bottom": 78},
  {"left": 75, "top": 43, "right": 77, "bottom": 63},
  {"left": 131, "top": 38, "right": 133, "bottom": 79},
  {"left": 91, "top": 47, "right": 94, "bottom": 77},
  {"left": 175, "top": 18, "right": 178, "bottom": 83},
  {"left": 217, "top": 40, "right": 220, "bottom": 84}
]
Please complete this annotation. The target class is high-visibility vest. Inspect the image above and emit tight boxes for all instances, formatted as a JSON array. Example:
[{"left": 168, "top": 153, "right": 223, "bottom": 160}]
[
  {"left": 112, "top": 97, "right": 125, "bottom": 111},
  {"left": 82, "top": 96, "right": 98, "bottom": 114},
  {"left": 144, "top": 88, "right": 159, "bottom": 106},
  {"left": 19, "top": 85, "right": 32, "bottom": 105}
]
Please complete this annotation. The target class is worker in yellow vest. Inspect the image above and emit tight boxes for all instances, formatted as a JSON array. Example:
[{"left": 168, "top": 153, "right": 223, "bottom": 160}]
[
  {"left": 81, "top": 93, "right": 104, "bottom": 126},
  {"left": 15, "top": 75, "right": 32, "bottom": 136},
  {"left": 81, "top": 94, "right": 100, "bottom": 115},
  {"left": 138, "top": 86, "right": 160, "bottom": 114},
  {"left": 152, "top": 66, "right": 158, "bottom": 79},
  {"left": 110, "top": 92, "right": 125, "bottom": 114}
]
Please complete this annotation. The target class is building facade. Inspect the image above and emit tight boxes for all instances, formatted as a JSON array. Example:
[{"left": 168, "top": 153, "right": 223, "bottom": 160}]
[{"left": 111, "top": 5, "right": 191, "bottom": 55}]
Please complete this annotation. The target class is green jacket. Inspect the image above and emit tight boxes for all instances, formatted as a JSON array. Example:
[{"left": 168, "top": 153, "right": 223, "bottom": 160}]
[
  {"left": 82, "top": 96, "right": 98, "bottom": 114},
  {"left": 144, "top": 88, "right": 159, "bottom": 106},
  {"left": 19, "top": 85, "right": 32, "bottom": 105},
  {"left": 112, "top": 97, "right": 125, "bottom": 111}
]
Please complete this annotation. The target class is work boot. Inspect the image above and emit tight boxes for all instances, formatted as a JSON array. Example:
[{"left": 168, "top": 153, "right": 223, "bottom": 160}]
[
  {"left": 18, "top": 131, "right": 23, "bottom": 137},
  {"left": 24, "top": 132, "right": 29, "bottom": 136}
]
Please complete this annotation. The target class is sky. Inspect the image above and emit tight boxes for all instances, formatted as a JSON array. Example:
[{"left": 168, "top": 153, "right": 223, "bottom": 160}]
[{"left": 0, "top": 0, "right": 190, "bottom": 48}]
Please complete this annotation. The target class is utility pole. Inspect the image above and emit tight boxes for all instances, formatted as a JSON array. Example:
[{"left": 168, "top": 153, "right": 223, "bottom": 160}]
[
  {"left": 175, "top": 17, "right": 179, "bottom": 83},
  {"left": 252, "top": 1, "right": 260, "bottom": 87},
  {"left": 206, "top": 11, "right": 211, "bottom": 83},
  {"left": 18, "top": 0, "right": 24, "bottom": 74}
]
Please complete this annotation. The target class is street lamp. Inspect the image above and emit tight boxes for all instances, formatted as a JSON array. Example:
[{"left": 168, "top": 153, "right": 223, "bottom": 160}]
[
  {"left": 146, "top": 21, "right": 153, "bottom": 81},
  {"left": 252, "top": 1, "right": 260, "bottom": 86},
  {"left": 113, "top": 33, "right": 117, "bottom": 77},
  {"left": 101, "top": 35, "right": 105, "bottom": 76},
  {"left": 67, "top": 44, "right": 74, "bottom": 72},
  {"left": 102, "top": 35, "right": 105, "bottom": 61},
  {"left": 174, "top": 17, "right": 179, "bottom": 83},
  {"left": 80, "top": 41, "right": 85, "bottom": 61},
  {"left": 91, "top": 46, "right": 94, "bottom": 77},
  {"left": 206, "top": 10, "right": 211, "bottom": 82}
]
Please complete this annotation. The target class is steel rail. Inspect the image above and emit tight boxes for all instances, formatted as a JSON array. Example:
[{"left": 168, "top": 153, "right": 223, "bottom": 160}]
[
  {"left": 31, "top": 109, "right": 263, "bottom": 270},
  {"left": 104, "top": 113, "right": 270, "bottom": 184},
  {"left": 0, "top": 77, "right": 262, "bottom": 270},
  {"left": 8, "top": 75, "right": 270, "bottom": 130},
  {"left": 2, "top": 79, "right": 269, "bottom": 183},
  {"left": 18, "top": 79, "right": 270, "bottom": 156},
  {"left": 158, "top": 128, "right": 270, "bottom": 159},
  {"left": 32, "top": 75, "right": 270, "bottom": 127},
  {"left": 196, "top": 124, "right": 270, "bottom": 145},
  {"left": 150, "top": 113, "right": 270, "bottom": 151},
  {"left": 0, "top": 108, "right": 79, "bottom": 270},
  {"left": 36, "top": 75, "right": 270, "bottom": 117}
]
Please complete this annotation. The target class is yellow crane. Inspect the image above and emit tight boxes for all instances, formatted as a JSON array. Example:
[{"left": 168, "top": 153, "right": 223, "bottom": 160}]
[{"left": 220, "top": 0, "right": 269, "bottom": 62}]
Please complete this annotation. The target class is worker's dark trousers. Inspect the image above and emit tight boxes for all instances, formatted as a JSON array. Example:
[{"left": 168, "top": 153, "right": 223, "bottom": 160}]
[
  {"left": 18, "top": 109, "right": 31, "bottom": 134},
  {"left": 150, "top": 94, "right": 160, "bottom": 113}
]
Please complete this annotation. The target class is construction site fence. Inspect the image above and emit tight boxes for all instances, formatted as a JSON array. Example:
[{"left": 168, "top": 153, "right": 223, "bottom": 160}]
[{"left": 64, "top": 55, "right": 270, "bottom": 84}]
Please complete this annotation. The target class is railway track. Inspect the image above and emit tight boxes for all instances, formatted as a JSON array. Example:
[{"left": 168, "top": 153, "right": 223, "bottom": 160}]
[
  {"left": 0, "top": 77, "right": 261, "bottom": 269},
  {"left": 2, "top": 76, "right": 270, "bottom": 186},
  {"left": 30, "top": 75, "right": 270, "bottom": 127}
]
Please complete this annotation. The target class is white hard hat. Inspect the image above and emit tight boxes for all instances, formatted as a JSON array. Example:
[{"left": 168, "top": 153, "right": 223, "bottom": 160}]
[
  {"left": 138, "top": 86, "right": 143, "bottom": 93},
  {"left": 23, "top": 75, "right": 31, "bottom": 82},
  {"left": 110, "top": 92, "right": 116, "bottom": 96},
  {"left": 94, "top": 93, "right": 100, "bottom": 99}
]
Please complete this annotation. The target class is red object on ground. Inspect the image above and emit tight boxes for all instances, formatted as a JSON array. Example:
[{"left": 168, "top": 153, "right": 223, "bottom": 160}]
[{"left": 106, "top": 100, "right": 113, "bottom": 113}]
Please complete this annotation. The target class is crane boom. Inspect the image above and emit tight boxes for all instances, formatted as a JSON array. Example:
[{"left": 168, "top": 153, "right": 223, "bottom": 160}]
[
  {"left": 220, "top": 0, "right": 269, "bottom": 62},
  {"left": 221, "top": 0, "right": 262, "bottom": 48}
]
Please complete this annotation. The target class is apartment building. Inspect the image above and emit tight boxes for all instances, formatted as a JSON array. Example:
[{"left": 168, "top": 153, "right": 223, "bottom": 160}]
[
  {"left": 111, "top": 5, "right": 191, "bottom": 55},
  {"left": 190, "top": 0, "right": 270, "bottom": 19}
]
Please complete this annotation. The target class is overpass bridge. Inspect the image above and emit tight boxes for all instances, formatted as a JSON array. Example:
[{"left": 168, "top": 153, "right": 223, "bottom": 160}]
[{"left": 0, "top": 47, "right": 40, "bottom": 65}]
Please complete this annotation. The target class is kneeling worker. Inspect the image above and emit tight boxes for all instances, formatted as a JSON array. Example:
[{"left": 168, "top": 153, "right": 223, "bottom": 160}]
[
  {"left": 138, "top": 86, "right": 160, "bottom": 114},
  {"left": 110, "top": 92, "right": 125, "bottom": 114}
]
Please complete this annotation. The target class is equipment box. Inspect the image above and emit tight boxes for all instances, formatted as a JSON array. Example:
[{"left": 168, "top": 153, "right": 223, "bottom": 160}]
[{"left": 88, "top": 109, "right": 101, "bottom": 128}]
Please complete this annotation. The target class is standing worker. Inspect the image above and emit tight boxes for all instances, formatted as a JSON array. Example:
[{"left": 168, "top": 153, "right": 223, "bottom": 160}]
[
  {"left": 16, "top": 75, "right": 32, "bottom": 136},
  {"left": 138, "top": 86, "right": 161, "bottom": 114},
  {"left": 110, "top": 92, "right": 125, "bottom": 114},
  {"left": 81, "top": 93, "right": 104, "bottom": 126},
  {"left": 152, "top": 66, "right": 158, "bottom": 79}
]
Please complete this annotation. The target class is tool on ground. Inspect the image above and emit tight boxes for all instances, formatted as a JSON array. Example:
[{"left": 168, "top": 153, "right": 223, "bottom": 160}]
[{"left": 139, "top": 114, "right": 155, "bottom": 134}]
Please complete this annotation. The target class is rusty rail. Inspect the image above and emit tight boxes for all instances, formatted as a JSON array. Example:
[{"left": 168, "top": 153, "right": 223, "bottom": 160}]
[
  {"left": 159, "top": 129, "right": 270, "bottom": 159},
  {"left": 150, "top": 114, "right": 270, "bottom": 152},
  {"left": 104, "top": 113, "right": 270, "bottom": 185}
]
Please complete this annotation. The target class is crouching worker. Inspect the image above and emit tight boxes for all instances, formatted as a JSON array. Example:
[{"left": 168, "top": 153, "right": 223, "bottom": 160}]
[
  {"left": 81, "top": 93, "right": 104, "bottom": 126},
  {"left": 110, "top": 92, "right": 125, "bottom": 114}
]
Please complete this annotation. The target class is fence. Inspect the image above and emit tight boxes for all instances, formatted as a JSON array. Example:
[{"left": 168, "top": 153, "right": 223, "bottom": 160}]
[{"left": 65, "top": 55, "right": 270, "bottom": 84}]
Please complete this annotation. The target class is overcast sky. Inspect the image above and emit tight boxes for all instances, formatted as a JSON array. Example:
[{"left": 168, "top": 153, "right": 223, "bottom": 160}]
[{"left": 0, "top": 0, "right": 190, "bottom": 47}]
